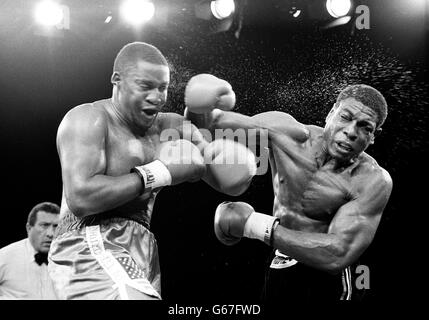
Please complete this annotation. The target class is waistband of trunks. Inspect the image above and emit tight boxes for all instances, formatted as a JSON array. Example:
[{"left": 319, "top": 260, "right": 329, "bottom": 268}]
[
  {"left": 55, "top": 211, "right": 150, "bottom": 238},
  {"left": 270, "top": 249, "right": 298, "bottom": 269}
]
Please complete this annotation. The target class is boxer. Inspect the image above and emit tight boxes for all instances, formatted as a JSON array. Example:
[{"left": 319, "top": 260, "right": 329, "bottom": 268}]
[
  {"left": 185, "top": 77, "right": 393, "bottom": 301},
  {"left": 48, "top": 42, "right": 256, "bottom": 300}
]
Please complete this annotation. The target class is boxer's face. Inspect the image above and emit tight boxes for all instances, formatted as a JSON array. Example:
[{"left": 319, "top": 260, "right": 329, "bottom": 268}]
[
  {"left": 324, "top": 97, "right": 378, "bottom": 162},
  {"left": 27, "top": 211, "right": 59, "bottom": 254},
  {"left": 117, "top": 60, "right": 170, "bottom": 130}
]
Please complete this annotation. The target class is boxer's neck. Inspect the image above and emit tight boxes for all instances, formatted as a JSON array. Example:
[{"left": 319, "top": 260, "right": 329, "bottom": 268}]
[
  {"left": 109, "top": 94, "right": 149, "bottom": 137},
  {"left": 316, "top": 140, "right": 356, "bottom": 171}
]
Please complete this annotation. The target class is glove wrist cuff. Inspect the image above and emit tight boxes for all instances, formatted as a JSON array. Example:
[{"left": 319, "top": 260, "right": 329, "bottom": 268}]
[
  {"left": 131, "top": 160, "right": 172, "bottom": 194},
  {"left": 244, "top": 212, "right": 279, "bottom": 245}
]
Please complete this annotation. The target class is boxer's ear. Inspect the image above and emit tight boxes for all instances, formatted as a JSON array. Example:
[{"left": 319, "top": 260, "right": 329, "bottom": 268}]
[
  {"left": 371, "top": 128, "right": 382, "bottom": 144},
  {"left": 375, "top": 128, "right": 382, "bottom": 136},
  {"left": 367, "top": 127, "right": 381, "bottom": 145},
  {"left": 111, "top": 72, "right": 121, "bottom": 86}
]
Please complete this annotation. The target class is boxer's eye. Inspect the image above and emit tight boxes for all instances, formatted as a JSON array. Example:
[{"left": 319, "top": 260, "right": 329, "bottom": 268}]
[
  {"left": 136, "top": 80, "right": 152, "bottom": 90},
  {"left": 357, "top": 120, "right": 374, "bottom": 133}
]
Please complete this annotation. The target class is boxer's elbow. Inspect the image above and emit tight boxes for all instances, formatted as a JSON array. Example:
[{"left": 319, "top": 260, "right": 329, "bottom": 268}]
[
  {"left": 66, "top": 184, "right": 97, "bottom": 218},
  {"left": 324, "top": 234, "right": 369, "bottom": 274},
  {"left": 66, "top": 196, "right": 92, "bottom": 218},
  {"left": 323, "top": 244, "right": 350, "bottom": 275},
  {"left": 325, "top": 261, "right": 347, "bottom": 275}
]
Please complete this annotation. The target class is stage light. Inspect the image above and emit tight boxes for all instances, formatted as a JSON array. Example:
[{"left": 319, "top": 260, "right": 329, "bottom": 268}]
[
  {"left": 210, "top": 0, "right": 235, "bottom": 20},
  {"left": 105, "top": 15, "right": 113, "bottom": 24},
  {"left": 326, "top": 0, "right": 351, "bottom": 18},
  {"left": 34, "top": 1, "right": 64, "bottom": 27},
  {"left": 322, "top": 15, "right": 352, "bottom": 29},
  {"left": 289, "top": 7, "right": 302, "bottom": 18},
  {"left": 120, "top": 0, "right": 155, "bottom": 26}
]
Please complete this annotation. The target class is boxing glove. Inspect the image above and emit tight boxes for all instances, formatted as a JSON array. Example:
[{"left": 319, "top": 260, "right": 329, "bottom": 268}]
[
  {"left": 157, "top": 139, "right": 206, "bottom": 184},
  {"left": 185, "top": 74, "right": 236, "bottom": 114},
  {"left": 203, "top": 139, "right": 257, "bottom": 196},
  {"left": 131, "top": 139, "right": 206, "bottom": 194},
  {"left": 214, "top": 201, "right": 279, "bottom": 246}
]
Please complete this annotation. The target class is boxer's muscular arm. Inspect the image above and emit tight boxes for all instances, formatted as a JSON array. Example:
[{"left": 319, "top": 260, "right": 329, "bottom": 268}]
[
  {"left": 272, "top": 169, "right": 393, "bottom": 273},
  {"left": 57, "top": 105, "right": 142, "bottom": 217},
  {"left": 186, "top": 109, "right": 309, "bottom": 195},
  {"left": 185, "top": 108, "right": 310, "bottom": 147}
]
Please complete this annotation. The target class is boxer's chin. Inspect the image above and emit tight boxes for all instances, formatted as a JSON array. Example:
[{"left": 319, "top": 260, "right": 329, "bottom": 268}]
[
  {"left": 138, "top": 112, "right": 158, "bottom": 129},
  {"left": 328, "top": 143, "right": 352, "bottom": 163}
]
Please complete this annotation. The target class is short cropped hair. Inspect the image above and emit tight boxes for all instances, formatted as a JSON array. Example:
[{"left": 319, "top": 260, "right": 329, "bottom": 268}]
[
  {"left": 336, "top": 84, "right": 388, "bottom": 128},
  {"left": 113, "top": 42, "right": 168, "bottom": 75},
  {"left": 27, "top": 202, "right": 60, "bottom": 226}
]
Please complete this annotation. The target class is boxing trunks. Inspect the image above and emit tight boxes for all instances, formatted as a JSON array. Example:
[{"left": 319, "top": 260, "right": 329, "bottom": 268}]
[
  {"left": 48, "top": 207, "right": 161, "bottom": 300},
  {"left": 262, "top": 250, "right": 352, "bottom": 302}
]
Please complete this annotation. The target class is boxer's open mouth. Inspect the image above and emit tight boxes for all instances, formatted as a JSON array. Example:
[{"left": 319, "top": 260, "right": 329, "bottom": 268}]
[
  {"left": 336, "top": 141, "right": 353, "bottom": 152},
  {"left": 142, "top": 109, "right": 158, "bottom": 116}
]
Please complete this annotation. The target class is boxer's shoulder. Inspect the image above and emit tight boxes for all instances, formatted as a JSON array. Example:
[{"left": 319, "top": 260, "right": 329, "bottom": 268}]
[
  {"left": 58, "top": 101, "right": 109, "bottom": 141},
  {"left": 351, "top": 153, "right": 392, "bottom": 194},
  {"left": 303, "top": 124, "right": 322, "bottom": 142},
  {"left": 65, "top": 101, "right": 108, "bottom": 126},
  {"left": 360, "top": 153, "right": 391, "bottom": 177}
]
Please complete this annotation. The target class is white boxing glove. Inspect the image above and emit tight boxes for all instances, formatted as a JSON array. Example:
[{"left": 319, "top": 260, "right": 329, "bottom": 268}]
[
  {"left": 204, "top": 139, "right": 257, "bottom": 196},
  {"left": 131, "top": 140, "right": 206, "bottom": 195},
  {"left": 185, "top": 74, "right": 236, "bottom": 114}
]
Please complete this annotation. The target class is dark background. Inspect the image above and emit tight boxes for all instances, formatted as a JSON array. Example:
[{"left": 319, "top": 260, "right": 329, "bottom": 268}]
[{"left": 0, "top": 0, "right": 427, "bottom": 302}]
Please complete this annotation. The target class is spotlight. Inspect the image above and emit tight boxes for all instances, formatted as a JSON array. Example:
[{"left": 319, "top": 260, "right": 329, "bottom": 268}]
[
  {"left": 210, "top": 0, "right": 235, "bottom": 20},
  {"left": 322, "top": 16, "right": 352, "bottom": 29},
  {"left": 194, "top": 0, "right": 235, "bottom": 34},
  {"left": 326, "top": 0, "right": 352, "bottom": 18},
  {"left": 120, "top": 0, "right": 155, "bottom": 26},
  {"left": 105, "top": 15, "right": 113, "bottom": 24},
  {"left": 34, "top": 1, "right": 64, "bottom": 27},
  {"left": 289, "top": 6, "right": 302, "bottom": 18}
]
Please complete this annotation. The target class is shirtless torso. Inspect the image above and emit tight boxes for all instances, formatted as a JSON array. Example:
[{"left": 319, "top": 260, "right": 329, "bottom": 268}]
[
  {"left": 188, "top": 99, "right": 392, "bottom": 272},
  {"left": 57, "top": 99, "right": 197, "bottom": 232}
]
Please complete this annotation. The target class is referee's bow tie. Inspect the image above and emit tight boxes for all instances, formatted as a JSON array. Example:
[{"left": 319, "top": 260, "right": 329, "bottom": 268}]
[{"left": 34, "top": 252, "right": 48, "bottom": 265}]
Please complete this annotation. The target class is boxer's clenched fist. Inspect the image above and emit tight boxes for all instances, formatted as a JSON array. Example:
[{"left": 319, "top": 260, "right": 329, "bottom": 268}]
[
  {"left": 158, "top": 139, "right": 206, "bottom": 184},
  {"left": 214, "top": 201, "right": 279, "bottom": 246},
  {"left": 132, "top": 139, "right": 206, "bottom": 193},
  {"left": 204, "top": 139, "right": 256, "bottom": 196},
  {"left": 185, "top": 74, "right": 236, "bottom": 114}
]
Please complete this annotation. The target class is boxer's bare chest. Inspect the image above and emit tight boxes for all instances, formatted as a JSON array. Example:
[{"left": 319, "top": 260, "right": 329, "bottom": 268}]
[
  {"left": 270, "top": 136, "right": 357, "bottom": 231},
  {"left": 104, "top": 122, "right": 161, "bottom": 176}
]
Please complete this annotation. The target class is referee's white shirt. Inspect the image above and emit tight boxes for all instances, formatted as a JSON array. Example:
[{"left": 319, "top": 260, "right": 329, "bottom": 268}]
[{"left": 0, "top": 238, "right": 57, "bottom": 299}]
